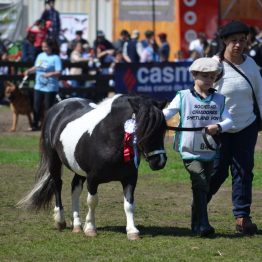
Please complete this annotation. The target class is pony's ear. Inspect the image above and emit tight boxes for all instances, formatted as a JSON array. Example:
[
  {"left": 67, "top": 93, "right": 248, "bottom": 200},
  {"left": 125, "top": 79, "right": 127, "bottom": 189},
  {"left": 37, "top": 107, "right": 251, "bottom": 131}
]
[
  {"left": 154, "top": 100, "right": 167, "bottom": 110},
  {"left": 127, "top": 98, "right": 140, "bottom": 113}
]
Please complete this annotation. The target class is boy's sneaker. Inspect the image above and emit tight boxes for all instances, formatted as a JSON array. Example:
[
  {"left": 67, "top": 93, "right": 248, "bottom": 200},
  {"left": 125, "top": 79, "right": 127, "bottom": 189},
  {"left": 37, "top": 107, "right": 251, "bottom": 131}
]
[{"left": 236, "top": 217, "right": 258, "bottom": 235}]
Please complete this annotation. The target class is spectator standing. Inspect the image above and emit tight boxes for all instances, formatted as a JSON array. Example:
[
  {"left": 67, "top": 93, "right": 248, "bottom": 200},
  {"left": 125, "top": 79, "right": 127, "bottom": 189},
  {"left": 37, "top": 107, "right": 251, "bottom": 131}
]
[
  {"left": 246, "top": 26, "right": 262, "bottom": 75},
  {"left": 209, "top": 21, "right": 262, "bottom": 235},
  {"left": 21, "top": 31, "right": 36, "bottom": 63},
  {"left": 141, "top": 30, "right": 154, "bottom": 48},
  {"left": 158, "top": 33, "right": 170, "bottom": 62},
  {"left": 41, "top": 0, "right": 61, "bottom": 42},
  {"left": 189, "top": 32, "right": 208, "bottom": 57},
  {"left": 113, "top": 29, "right": 130, "bottom": 51},
  {"left": 28, "top": 19, "right": 51, "bottom": 56},
  {"left": 163, "top": 58, "right": 233, "bottom": 236},
  {"left": 256, "top": 28, "right": 262, "bottom": 42},
  {"left": 59, "top": 42, "right": 68, "bottom": 61},
  {"left": 24, "top": 39, "right": 62, "bottom": 131},
  {"left": 68, "top": 30, "right": 89, "bottom": 56},
  {"left": 186, "top": 50, "right": 202, "bottom": 62},
  {"left": 174, "top": 50, "right": 185, "bottom": 62},
  {"left": 0, "top": 33, "right": 7, "bottom": 54},
  {"left": 0, "top": 51, "right": 10, "bottom": 75},
  {"left": 0, "top": 51, "right": 9, "bottom": 104},
  {"left": 69, "top": 41, "right": 89, "bottom": 88},
  {"left": 123, "top": 30, "right": 143, "bottom": 63},
  {"left": 207, "top": 32, "right": 222, "bottom": 58},
  {"left": 93, "top": 30, "right": 115, "bottom": 65},
  {"left": 140, "top": 30, "right": 159, "bottom": 62},
  {"left": 109, "top": 49, "right": 125, "bottom": 74}
]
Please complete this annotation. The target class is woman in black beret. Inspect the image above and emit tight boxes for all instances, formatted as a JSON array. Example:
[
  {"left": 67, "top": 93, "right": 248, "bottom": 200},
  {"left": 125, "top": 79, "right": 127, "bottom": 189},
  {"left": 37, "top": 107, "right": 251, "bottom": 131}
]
[{"left": 208, "top": 20, "right": 262, "bottom": 235}]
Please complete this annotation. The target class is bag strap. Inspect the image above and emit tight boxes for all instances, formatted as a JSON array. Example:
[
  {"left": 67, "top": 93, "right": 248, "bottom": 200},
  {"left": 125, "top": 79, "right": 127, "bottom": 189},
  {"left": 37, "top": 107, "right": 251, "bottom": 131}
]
[{"left": 223, "top": 58, "right": 258, "bottom": 105}]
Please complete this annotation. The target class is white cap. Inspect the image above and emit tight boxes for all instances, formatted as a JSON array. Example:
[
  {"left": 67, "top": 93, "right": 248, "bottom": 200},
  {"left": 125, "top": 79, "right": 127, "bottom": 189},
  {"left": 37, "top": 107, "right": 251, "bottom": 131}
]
[{"left": 189, "top": 57, "right": 222, "bottom": 74}]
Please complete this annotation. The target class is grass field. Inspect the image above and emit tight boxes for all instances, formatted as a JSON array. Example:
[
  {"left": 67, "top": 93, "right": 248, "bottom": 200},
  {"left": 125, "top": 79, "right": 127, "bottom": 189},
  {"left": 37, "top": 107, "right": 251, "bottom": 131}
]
[{"left": 0, "top": 130, "right": 262, "bottom": 262}]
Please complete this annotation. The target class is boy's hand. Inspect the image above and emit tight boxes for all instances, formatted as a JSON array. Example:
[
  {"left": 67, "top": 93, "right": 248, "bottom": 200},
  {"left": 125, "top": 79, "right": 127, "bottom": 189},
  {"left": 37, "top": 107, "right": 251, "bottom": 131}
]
[{"left": 205, "top": 124, "right": 220, "bottom": 135}]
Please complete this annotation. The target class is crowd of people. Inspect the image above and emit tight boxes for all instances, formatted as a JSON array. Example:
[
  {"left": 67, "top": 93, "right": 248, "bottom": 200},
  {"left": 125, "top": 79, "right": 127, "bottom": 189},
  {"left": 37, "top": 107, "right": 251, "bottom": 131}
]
[
  {"left": 1, "top": 0, "right": 262, "bottom": 90},
  {"left": 19, "top": 19, "right": 262, "bottom": 85}
]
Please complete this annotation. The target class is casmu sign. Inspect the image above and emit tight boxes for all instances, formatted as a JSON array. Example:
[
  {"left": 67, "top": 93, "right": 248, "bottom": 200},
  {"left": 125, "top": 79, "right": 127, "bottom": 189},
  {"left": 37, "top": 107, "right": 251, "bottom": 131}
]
[
  {"left": 137, "top": 66, "right": 190, "bottom": 84},
  {"left": 115, "top": 62, "right": 194, "bottom": 101}
]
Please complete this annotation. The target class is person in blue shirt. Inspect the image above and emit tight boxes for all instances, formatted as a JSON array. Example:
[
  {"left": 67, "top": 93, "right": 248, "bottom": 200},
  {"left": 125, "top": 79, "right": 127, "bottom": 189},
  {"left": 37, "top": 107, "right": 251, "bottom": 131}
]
[
  {"left": 24, "top": 38, "right": 62, "bottom": 131},
  {"left": 158, "top": 33, "right": 170, "bottom": 62},
  {"left": 163, "top": 58, "right": 233, "bottom": 236}
]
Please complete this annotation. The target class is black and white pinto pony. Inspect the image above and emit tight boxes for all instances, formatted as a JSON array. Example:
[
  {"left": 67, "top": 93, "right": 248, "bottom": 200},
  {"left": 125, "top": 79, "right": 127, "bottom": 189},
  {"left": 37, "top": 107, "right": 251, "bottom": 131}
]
[{"left": 18, "top": 94, "right": 167, "bottom": 240}]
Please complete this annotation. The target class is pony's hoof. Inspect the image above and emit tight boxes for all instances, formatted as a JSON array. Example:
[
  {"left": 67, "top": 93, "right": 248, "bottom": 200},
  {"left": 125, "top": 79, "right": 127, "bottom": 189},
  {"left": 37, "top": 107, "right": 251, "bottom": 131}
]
[
  {"left": 55, "top": 221, "right": 66, "bottom": 231},
  {"left": 84, "top": 229, "right": 97, "bottom": 237},
  {"left": 127, "top": 233, "right": 140, "bottom": 240},
  {"left": 72, "top": 225, "right": 82, "bottom": 233}
]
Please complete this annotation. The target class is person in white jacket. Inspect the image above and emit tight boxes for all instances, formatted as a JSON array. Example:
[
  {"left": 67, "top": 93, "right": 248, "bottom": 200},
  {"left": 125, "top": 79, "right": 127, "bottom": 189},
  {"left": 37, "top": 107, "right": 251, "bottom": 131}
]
[{"left": 163, "top": 57, "right": 233, "bottom": 237}]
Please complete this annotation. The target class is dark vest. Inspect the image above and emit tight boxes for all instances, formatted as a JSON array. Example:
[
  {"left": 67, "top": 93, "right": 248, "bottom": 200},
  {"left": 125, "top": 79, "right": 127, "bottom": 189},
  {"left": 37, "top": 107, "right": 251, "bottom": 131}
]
[{"left": 127, "top": 39, "right": 140, "bottom": 63}]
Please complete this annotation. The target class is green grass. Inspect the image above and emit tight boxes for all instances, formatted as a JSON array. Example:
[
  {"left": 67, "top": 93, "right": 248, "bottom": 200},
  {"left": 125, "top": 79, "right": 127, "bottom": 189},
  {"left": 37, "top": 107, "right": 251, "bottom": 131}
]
[
  {"left": 139, "top": 139, "right": 262, "bottom": 188},
  {"left": 0, "top": 135, "right": 40, "bottom": 168},
  {"left": 2, "top": 134, "right": 262, "bottom": 187},
  {"left": 0, "top": 134, "right": 262, "bottom": 262}
]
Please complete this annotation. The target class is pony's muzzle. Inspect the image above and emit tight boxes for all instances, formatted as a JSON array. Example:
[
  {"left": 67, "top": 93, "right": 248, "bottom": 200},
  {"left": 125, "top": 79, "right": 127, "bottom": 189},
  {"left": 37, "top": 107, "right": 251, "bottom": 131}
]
[{"left": 145, "top": 150, "right": 167, "bottom": 170}]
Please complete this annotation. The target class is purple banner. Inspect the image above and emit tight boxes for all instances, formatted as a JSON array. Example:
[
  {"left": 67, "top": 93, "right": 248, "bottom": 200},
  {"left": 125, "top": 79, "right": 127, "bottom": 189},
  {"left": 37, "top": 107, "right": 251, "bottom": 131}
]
[{"left": 114, "top": 62, "right": 194, "bottom": 101}]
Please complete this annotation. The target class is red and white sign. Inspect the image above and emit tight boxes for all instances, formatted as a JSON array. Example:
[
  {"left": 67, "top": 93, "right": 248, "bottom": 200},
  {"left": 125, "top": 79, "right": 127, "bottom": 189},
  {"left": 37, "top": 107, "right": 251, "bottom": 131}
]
[{"left": 179, "top": 0, "right": 219, "bottom": 57}]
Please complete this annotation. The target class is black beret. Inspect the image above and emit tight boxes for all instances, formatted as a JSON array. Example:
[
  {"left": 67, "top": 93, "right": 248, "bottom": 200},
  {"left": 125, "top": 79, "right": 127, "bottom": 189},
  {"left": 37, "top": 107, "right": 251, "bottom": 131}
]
[
  {"left": 75, "top": 30, "right": 83, "bottom": 35},
  {"left": 219, "top": 21, "right": 249, "bottom": 38}
]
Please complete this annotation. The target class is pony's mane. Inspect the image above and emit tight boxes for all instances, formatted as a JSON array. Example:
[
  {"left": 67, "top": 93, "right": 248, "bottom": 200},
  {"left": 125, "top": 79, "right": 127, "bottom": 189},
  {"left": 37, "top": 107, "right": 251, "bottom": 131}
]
[
  {"left": 96, "top": 94, "right": 122, "bottom": 109},
  {"left": 136, "top": 99, "right": 166, "bottom": 144},
  {"left": 93, "top": 94, "right": 166, "bottom": 145}
]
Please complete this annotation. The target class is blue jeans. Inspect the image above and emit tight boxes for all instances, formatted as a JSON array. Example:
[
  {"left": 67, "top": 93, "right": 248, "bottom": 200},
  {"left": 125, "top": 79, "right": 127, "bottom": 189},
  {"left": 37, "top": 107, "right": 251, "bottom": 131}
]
[{"left": 209, "top": 120, "right": 258, "bottom": 218}]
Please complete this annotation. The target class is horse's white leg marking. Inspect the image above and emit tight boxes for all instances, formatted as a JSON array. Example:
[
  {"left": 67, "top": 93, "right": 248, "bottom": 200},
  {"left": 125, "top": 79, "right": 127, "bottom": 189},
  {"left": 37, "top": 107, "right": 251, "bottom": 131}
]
[
  {"left": 124, "top": 197, "right": 140, "bottom": 239},
  {"left": 53, "top": 206, "right": 66, "bottom": 230},
  {"left": 83, "top": 193, "right": 98, "bottom": 236},
  {"left": 72, "top": 183, "right": 83, "bottom": 233}
]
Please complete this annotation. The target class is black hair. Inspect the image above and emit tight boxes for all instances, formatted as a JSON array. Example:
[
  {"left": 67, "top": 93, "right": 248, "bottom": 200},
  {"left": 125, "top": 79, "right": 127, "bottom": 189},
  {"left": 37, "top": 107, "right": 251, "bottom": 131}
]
[
  {"left": 218, "top": 43, "right": 226, "bottom": 61},
  {"left": 120, "top": 29, "right": 129, "bottom": 37},
  {"left": 43, "top": 38, "right": 60, "bottom": 55}
]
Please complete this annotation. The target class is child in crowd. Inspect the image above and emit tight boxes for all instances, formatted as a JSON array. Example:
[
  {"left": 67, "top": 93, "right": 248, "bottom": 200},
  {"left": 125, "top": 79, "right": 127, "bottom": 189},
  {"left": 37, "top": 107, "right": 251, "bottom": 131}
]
[
  {"left": 28, "top": 19, "right": 51, "bottom": 56},
  {"left": 163, "top": 57, "right": 233, "bottom": 236}
]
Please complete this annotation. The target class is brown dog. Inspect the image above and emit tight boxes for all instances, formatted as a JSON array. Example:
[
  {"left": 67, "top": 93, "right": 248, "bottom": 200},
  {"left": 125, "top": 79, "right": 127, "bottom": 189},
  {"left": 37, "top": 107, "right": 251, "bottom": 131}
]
[{"left": 4, "top": 81, "right": 33, "bottom": 132}]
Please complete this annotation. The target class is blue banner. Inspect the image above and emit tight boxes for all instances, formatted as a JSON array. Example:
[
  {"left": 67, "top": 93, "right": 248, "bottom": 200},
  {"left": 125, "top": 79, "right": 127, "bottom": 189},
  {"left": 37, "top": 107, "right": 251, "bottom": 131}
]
[{"left": 114, "top": 62, "right": 194, "bottom": 101}]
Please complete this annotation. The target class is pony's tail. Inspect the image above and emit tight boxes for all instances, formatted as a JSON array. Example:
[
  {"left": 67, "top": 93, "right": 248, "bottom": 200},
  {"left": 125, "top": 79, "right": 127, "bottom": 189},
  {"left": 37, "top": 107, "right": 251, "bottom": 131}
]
[{"left": 17, "top": 141, "right": 55, "bottom": 210}]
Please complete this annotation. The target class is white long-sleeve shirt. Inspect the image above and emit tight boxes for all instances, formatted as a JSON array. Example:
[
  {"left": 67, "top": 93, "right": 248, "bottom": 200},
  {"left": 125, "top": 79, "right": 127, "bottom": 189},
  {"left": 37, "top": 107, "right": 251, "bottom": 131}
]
[
  {"left": 213, "top": 55, "right": 262, "bottom": 133},
  {"left": 163, "top": 90, "right": 233, "bottom": 132}
]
